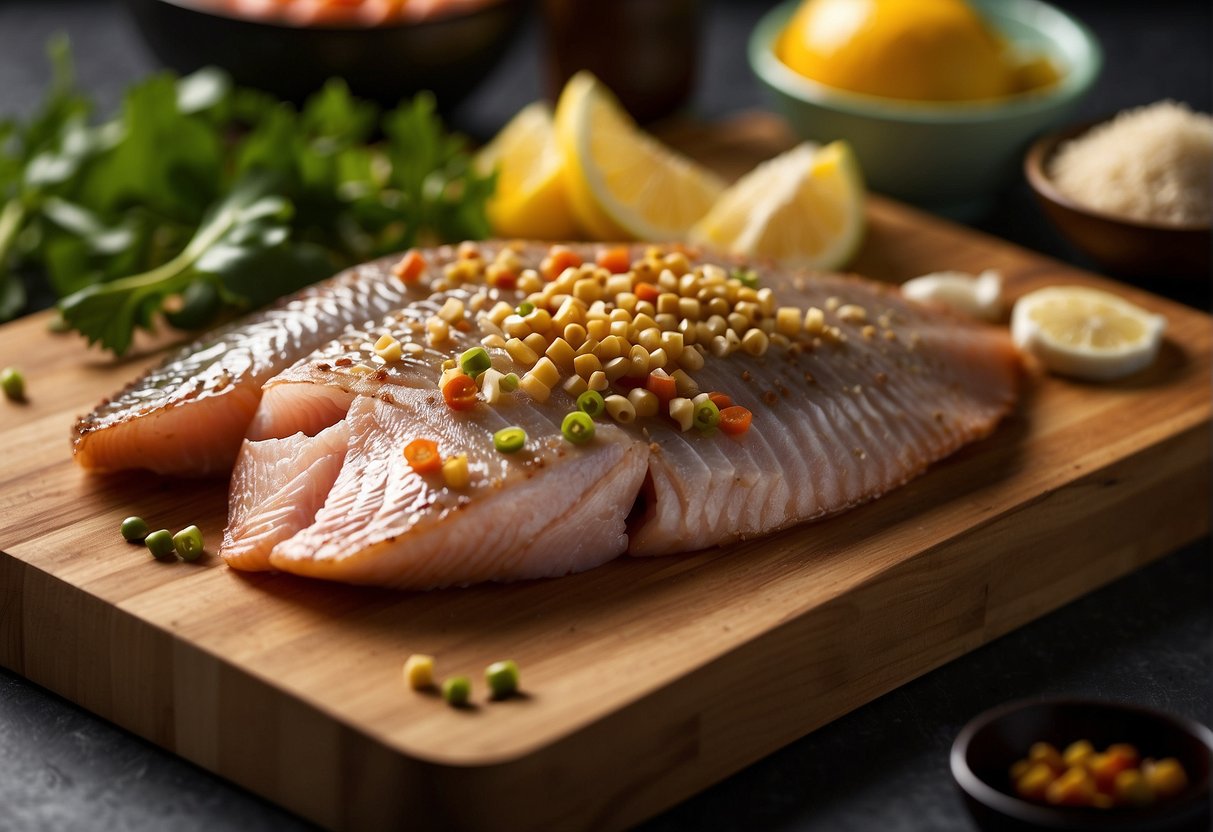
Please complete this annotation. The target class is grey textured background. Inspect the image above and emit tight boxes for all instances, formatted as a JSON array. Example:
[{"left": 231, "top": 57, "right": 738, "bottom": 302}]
[{"left": 0, "top": 1, "right": 1209, "bottom": 830}]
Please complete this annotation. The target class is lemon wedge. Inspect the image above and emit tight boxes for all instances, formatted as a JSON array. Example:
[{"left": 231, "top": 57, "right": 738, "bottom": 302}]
[
  {"left": 554, "top": 71, "right": 725, "bottom": 241},
  {"left": 1011, "top": 286, "right": 1167, "bottom": 381},
  {"left": 690, "top": 141, "right": 865, "bottom": 270},
  {"left": 475, "top": 102, "right": 579, "bottom": 240}
]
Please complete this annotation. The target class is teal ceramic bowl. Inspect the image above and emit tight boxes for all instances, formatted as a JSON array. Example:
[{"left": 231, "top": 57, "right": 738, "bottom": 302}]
[{"left": 749, "top": 0, "right": 1102, "bottom": 217}]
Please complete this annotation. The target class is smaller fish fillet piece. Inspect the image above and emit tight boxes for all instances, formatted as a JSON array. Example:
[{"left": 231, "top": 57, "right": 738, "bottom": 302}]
[
  {"left": 245, "top": 291, "right": 467, "bottom": 441},
  {"left": 259, "top": 391, "right": 649, "bottom": 589},
  {"left": 222, "top": 422, "right": 351, "bottom": 571},
  {"left": 72, "top": 245, "right": 504, "bottom": 476},
  {"left": 74, "top": 379, "right": 264, "bottom": 477},
  {"left": 246, "top": 381, "right": 355, "bottom": 442}
]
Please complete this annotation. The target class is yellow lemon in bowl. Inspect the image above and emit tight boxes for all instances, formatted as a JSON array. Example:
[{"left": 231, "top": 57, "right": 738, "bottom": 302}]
[{"left": 778, "top": 0, "right": 1042, "bottom": 102}]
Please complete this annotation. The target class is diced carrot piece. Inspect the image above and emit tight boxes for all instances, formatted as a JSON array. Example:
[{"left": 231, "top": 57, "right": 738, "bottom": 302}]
[
  {"left": 595, "top": 246, "right": 631, "bottom": 274},
  {"left": 634, "top": 282, "right": 660, "bottom": 303},
  {"left": 541, "top": 245, "right": 583, "bottom": 281},
  {"left": 718, "top": 405, "right": 752, "bottom": 436},
  {"left": 645, "top": 371, "right": 677, "bottom": 404},
  {"left": 404, "top": 438, "right": 441, "bottom": 474},
  {"left": 393, "top": 249, "right": 427, "bottom": 284},
  {"left": 442, "top": 374, "right": 478, "bottom": 411},
  {"left": 488, "top": 269, "right": 517, "bottom": 290}
]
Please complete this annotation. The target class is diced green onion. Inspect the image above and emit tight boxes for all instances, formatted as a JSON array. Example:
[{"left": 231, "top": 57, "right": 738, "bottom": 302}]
[
  {"left": 485, "top": 660, "right": 520, "bottom": 700},
  {"left": 173, "top": 525, "right": 205, "bottom": 562},
  {"left": 731, "top": 267, "right": 759, "bottom": 289},
  {"left": 576, "top": 390, "right": 605, "bottom": 418},
  {"left": 1, "top": 367, "right": 24, "bottom": 401},
  {"left": 120, "top": 516, "right": 149, "bottom": 542},
  {"left": 693, "top": 399, "right": 721, "bottom": 432},
  {"left": 500, "top": 372, "right": 520, "bottom": 392},
  {"left": 459, "top": 346, "right": 492, "bottom": 378},
  {"left": 516, "top": 301, "right": 535, "bottom": 316},
  {"left": 561, "top": 411, "right": 595, "bottom": 445},
  {"left": 493, "top": 426, "right": 527, "bottom": 454},
  {"left": 441, "top": 675, "right": 471, "bottom": 707},
  {"left": 144, "top": 529, "right": 176, "bottom": 560}
]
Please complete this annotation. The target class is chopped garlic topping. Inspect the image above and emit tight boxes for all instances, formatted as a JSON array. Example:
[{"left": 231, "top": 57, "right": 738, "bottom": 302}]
[{"left": 901, "top": 270, "right": 1003, "bottom": 321}]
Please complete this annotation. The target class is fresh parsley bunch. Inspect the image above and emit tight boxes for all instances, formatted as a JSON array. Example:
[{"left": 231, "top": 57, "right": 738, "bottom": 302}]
[{"left": 0, "top": 38, "right": 494, "bottom": 354}]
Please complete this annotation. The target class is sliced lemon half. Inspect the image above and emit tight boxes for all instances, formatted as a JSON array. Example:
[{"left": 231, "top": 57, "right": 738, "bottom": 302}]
[
  {"left": 689, "top": 141, "right": 865, "bottom": 270},
  {"left": 554, "top": 71, "right": 725, "bottom": 241},
  {"left": 475, "top": 102, "right": 579, "bottom": 240},
  {"left": 1011, "top": 286, "right": 1167, "bottom": 381}
]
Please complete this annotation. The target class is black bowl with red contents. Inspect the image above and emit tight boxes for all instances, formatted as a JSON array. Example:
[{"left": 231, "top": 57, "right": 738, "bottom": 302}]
[
  {"left": 123, "top": 0, "right": 526, "bottom": 110},
  {"left": 951, "top": 699, "right": 1213, "bottom": 832}
]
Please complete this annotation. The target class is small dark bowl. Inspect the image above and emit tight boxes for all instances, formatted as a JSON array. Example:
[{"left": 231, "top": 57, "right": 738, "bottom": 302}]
[
  {"left": 1025, "top": 121, "right": 1212, "bottom": 278},
  {"left": 124, "top": 0, "right": 526, "bottom": 111},
  {"left": 952, "top": 699, "right": 1213, "bottom": 832}
]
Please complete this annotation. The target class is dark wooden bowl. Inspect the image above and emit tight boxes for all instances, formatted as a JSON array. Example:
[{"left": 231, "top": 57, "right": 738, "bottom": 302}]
[
  {"left": 123, "top": 0, "right": 527, "bottom": 111},
  {"left": 1025, "top": 121, "right": 1211, "bottom": 279},
  {"left": 951, "top": 699, "right": 1213, "bottom": 832}
]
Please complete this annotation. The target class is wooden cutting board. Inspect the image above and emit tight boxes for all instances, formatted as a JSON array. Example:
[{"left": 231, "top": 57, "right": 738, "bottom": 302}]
[{"left": 1, "top": 114, "right": 1209, "bottom": 831}]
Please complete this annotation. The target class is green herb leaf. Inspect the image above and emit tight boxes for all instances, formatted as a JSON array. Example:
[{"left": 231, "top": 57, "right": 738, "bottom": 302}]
[
  {"left": 0, "top": 262, "right": 24, "bottom": 320},
  {"left": 38, "top": 197, "right": 146, "bottom": 297},
  {"left": 71, "top": 73, "right": 224, "bottom": 223},
  {"left": 176, "top": 68, "right": 231, "bottom": 116},
  {"left": 212, "top": 240, "right": 336, "bottom": 308},
  {"left": 15, "top": 35, "right": 92, "bottom": 165},
  {"left": 9, "top": 39, "right": 494, "bottom": 345},
  {"left": 163, "top": 279, "right": 220, "bottom": 330},
  {"left": 300, "top": 78, "right": 378, "bottom": 145},
  {"left": 381, "top": 94, "right": 495, "bottom": 248},
  {"left": 58, "top": 175, "right": 294, "bottom": 354},
  {"left": 41, "top": 197, "right": 135, "bottom": 255},
  {"left": 0, "top": 35, "right": 95, "bottom": 321}
]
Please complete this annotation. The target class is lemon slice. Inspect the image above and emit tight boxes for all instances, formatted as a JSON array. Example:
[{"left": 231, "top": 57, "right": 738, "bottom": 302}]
[
  {"left": 554, "top": 71, "right": 725, "bottom": 241},
  {"left": 689, "top": 141, "right": 865, "bottom": 270},
  {"left": 475, "top": 102, "right": 579, "bottom": 240},
  {"left": 1011, "top": 286, "right": 1167, "bottom": 381}
]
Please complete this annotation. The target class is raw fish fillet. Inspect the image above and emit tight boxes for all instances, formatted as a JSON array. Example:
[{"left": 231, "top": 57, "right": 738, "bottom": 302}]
[
  {"left": 223, "top": 245, "right": 1020, "bottom": 588},
  {"left": 71, "top": 247, "right": 495, "bottom": 476}
]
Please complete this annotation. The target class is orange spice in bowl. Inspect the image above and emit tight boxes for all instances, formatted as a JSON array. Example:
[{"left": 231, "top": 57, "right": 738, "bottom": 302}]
[{"left": 1010, "top": 740, "right": 1191, "bottom": 809}]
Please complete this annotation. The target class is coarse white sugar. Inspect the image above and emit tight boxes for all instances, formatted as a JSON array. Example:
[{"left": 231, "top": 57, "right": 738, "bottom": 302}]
[{"left": 1048, "top": 100, "right": 1213, "bottom": 226}]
